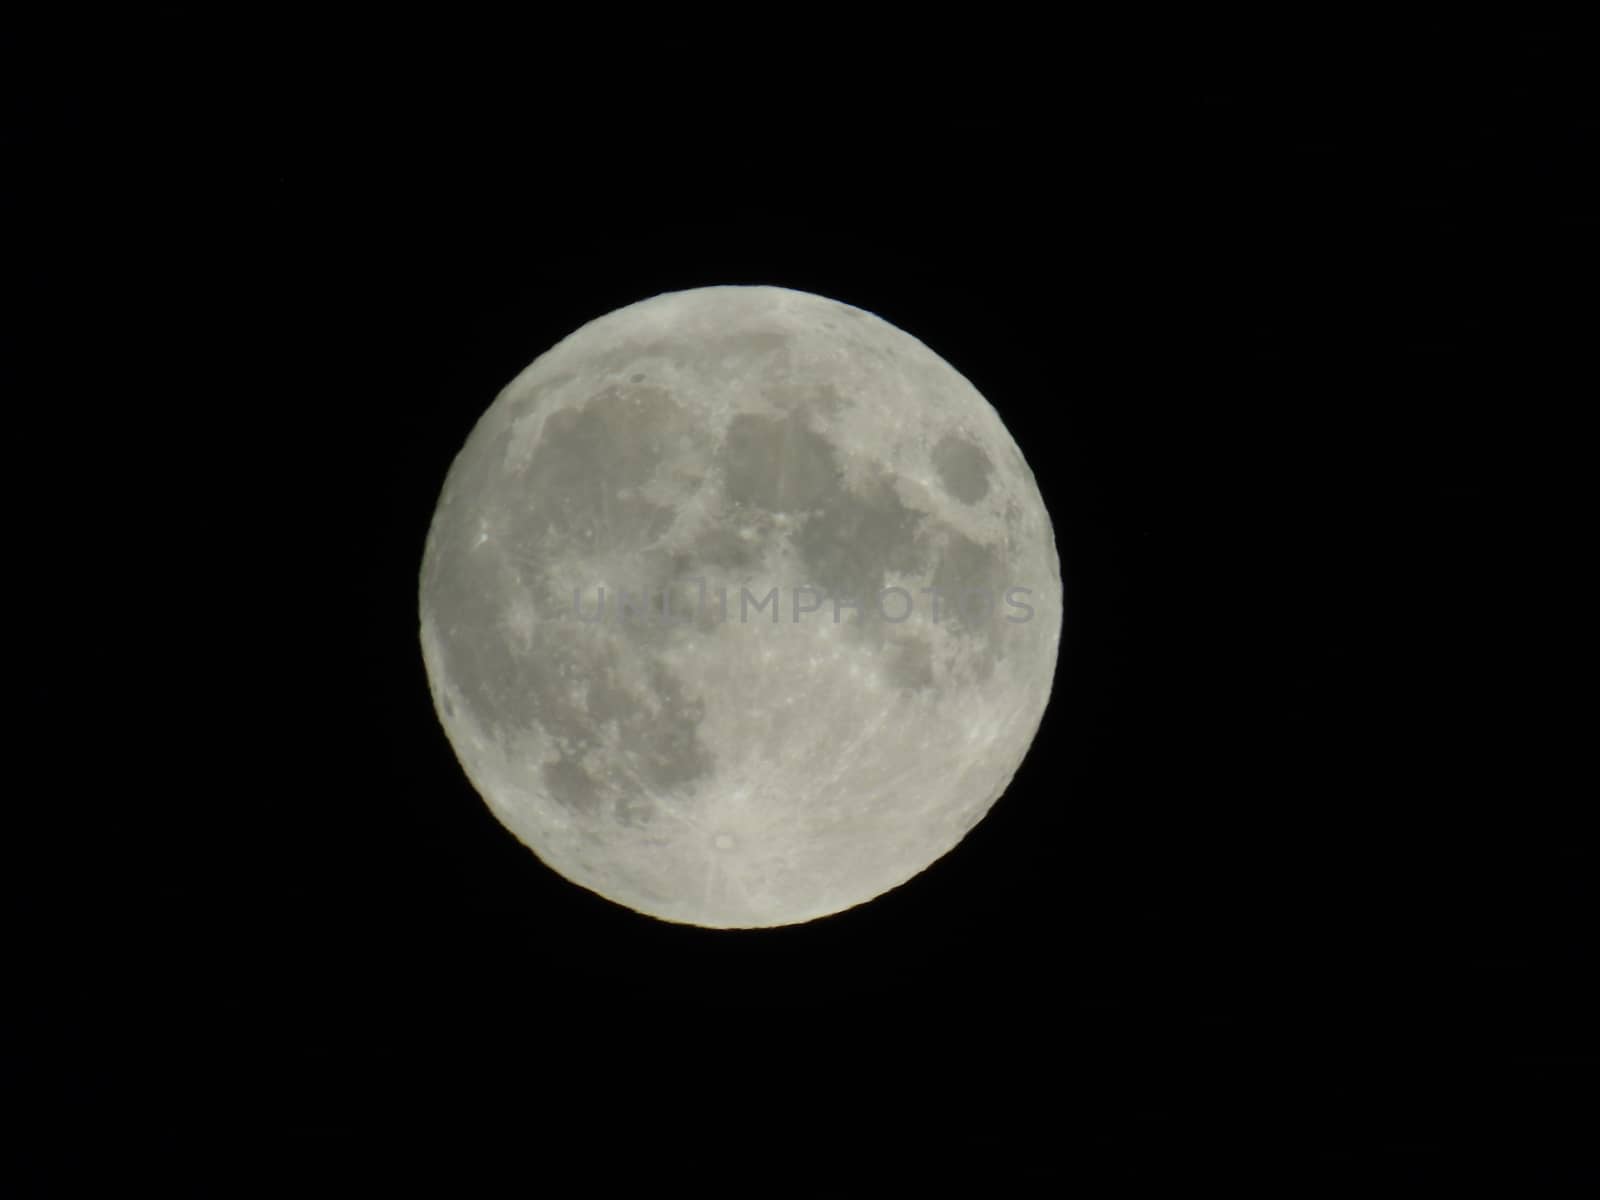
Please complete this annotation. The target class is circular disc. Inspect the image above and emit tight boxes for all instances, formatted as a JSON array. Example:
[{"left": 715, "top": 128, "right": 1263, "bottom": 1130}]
[{"left": 419, "top": 286, "right": 1061, "bottom": 927}]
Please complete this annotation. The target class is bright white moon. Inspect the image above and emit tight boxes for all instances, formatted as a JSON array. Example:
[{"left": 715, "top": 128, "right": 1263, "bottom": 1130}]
[{"left": 419, "top": 286, "right": 1061, "bottom": 927}]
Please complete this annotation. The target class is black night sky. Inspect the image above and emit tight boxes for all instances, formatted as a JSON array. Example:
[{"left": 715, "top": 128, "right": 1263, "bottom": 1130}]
[{"left": 12, "top": 18, "right": 1593, "bottom": 1191}]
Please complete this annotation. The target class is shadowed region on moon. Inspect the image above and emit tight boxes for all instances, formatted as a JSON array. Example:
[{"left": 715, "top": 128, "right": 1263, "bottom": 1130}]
[{"left": 419, "top": 286, "right": 1061, "bottom": 927}]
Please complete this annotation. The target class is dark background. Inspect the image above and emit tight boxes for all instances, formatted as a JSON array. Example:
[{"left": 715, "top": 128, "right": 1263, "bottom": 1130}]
[{"left": 11, "top": 18, "right": 1593, "bottom": 1191}]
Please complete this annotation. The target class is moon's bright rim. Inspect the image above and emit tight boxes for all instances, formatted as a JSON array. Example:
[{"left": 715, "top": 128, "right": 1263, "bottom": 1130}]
[{"left": 419, "top": 286, "right": 1061, "bottom": 928}]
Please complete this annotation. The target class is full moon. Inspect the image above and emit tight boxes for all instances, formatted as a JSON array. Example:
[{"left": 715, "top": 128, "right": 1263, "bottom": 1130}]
[{"left": 419, "top": 286, "right": 1061, "bottom": 927}]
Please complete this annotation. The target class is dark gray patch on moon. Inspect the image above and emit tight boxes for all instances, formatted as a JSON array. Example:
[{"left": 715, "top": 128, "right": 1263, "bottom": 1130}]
[
  {"left": 931, "top": 531, "right": 1005, "bottom": 620},
  {"left": 931, "top": 433, "right": 993, "bottom": 504},
  {"left": 516, "top": 384, "right": 700, "bottom": 558},
  {"left": 929, "top": 528, "right": 1007, "bottom": 679},
  {"left": 528, "top": 640, "right": 713, "bottom": 827},
  {"left": 882, "top": 636, "right": 935, "bottom": 691},
  {"left": 626, "top": 664, "right": 712, "bottom": 792},
  {"left": 687, "top": 523, "right": 763, "bottom": 572},
  {"left": 721, "top": 412, "right": 841, "bottom": 514},
  {"left": 794, "top": 470, "right": 926, "bottom": 604},
  {"left": 544, "top": 754, "right": 604, "bottom": 815},
  {"left": 427, "top": 384, "right": 719, "bottom": 824}
]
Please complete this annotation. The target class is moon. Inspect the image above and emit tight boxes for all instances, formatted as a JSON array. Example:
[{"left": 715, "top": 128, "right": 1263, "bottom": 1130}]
[{"left": 419, "top": 286, "right": 1061, "bottom": 928}]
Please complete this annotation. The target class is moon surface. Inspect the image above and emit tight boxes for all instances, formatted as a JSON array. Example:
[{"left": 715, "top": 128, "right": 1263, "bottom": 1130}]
[{"left": 419, "top": 286, "right": 1061, "bottom": 928}]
